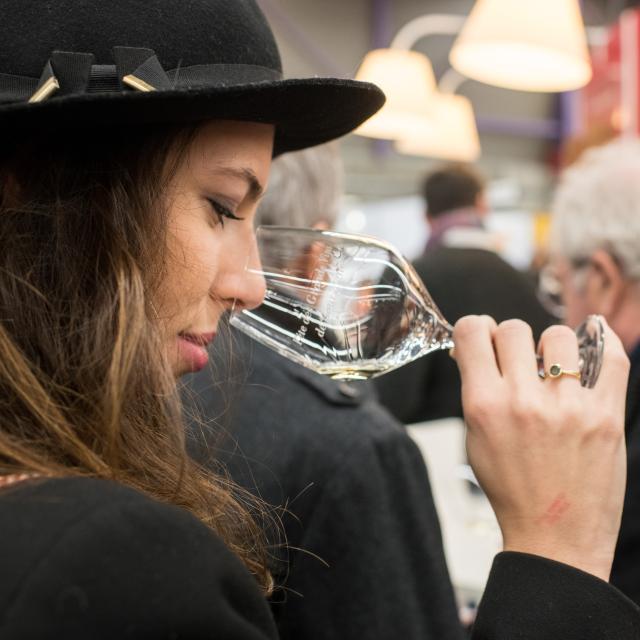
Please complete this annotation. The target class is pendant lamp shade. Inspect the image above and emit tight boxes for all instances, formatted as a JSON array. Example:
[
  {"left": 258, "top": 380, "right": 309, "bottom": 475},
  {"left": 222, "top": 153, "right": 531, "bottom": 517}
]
[
  {"left": 449, "top": 0, "right": 592, "bottom": 92},
  {"left": 354, "top": 49, "right": 437, "bottom": 140},
  {"left": 396, "top": 93, "right": 481, "bottom": 162}
]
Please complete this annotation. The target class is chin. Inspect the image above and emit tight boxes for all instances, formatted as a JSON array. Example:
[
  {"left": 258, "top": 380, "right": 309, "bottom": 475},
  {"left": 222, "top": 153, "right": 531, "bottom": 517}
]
[{"left": 172, "top": 358, "right": 207, "bottom": 378}]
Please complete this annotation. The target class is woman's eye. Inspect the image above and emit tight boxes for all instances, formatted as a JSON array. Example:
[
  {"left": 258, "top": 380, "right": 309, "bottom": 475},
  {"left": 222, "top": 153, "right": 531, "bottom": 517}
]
[{"left": 207, "top": 198, "right": 244, "bottom": 228}]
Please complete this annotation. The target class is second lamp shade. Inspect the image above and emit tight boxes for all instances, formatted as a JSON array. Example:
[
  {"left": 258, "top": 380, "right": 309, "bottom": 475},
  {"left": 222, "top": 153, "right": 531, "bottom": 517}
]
[
  {"left": 354, "top": 49, "right": 436, "bottom": 140},
  {"left": 396, "top": 93, "right": 481, "bottom": 162}
]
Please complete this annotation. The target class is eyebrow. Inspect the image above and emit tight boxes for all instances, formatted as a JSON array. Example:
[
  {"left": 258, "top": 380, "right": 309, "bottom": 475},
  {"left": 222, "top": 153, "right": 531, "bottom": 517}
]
[{"left": 208, "top": 166, "right": 265, "bottom": 202}]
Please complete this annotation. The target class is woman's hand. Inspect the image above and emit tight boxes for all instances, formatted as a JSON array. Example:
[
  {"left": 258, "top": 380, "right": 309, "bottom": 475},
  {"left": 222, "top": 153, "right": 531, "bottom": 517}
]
[{"left": 453, "top": 316, "right": 629, "bottom": 581}]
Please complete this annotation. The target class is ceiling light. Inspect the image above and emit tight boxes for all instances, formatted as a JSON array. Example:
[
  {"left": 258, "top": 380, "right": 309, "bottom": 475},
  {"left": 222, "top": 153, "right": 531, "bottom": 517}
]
[
  {"left": 450, "top": 0, "right": 592, "bottom": 92},
  {"left": 396, "top": 93, "right": 481, "bottom": 162},
  {"left": 354, "top": 49, "right": 437, "bottom": 140}
]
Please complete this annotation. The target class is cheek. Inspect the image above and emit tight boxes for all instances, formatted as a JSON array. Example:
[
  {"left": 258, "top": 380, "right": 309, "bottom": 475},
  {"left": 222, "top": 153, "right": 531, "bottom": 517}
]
[
  {"left": 562, "top": 286, "right": 590, "bottom": 329},
  {"left": 158, "top": 217, "right": 221, "bottom": 321}
]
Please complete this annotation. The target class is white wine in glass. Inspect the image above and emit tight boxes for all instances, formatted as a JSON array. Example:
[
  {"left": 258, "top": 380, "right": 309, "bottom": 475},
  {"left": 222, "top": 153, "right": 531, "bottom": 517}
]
[{"left": 230, "top": 226, "right": 603, "bottom": 387}]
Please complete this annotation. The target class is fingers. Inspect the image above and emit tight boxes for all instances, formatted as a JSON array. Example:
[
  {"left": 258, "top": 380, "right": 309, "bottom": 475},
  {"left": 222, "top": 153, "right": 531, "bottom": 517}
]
[
  {"left": 493, "top": 319, "right": 539, "bottom": 385},
  {"left": 593, "top": 317, "right": 630, "bottom": 410},
  {"left": 538, "top": 325, "right": 580, "bottom": 388},
  {"left": 453, "top": 315, "right": 501, "bottom": 390}
]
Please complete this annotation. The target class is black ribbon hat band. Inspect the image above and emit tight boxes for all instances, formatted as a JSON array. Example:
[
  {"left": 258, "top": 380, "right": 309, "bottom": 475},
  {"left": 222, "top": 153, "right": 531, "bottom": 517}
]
[{"left": 0, "top": 47, "right": 283, "bottom": 104}]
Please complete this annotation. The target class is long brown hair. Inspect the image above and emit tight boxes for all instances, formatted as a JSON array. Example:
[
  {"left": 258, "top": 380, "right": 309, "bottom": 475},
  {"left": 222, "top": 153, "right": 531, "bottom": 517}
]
[{"left": 0, "top": 124, "right": 271, "bottom": 590}]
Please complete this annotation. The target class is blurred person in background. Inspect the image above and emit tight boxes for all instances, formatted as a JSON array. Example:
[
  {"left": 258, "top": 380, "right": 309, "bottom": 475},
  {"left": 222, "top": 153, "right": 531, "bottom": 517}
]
[
  {"left": 186, "top": 145, "right": 465, "bottom": 640},
  {"left": 376, "top": 163, "right": 554, "bottom": 424},
  {"left": 549, "top": 137, "right": 640, "bottom": 605}
]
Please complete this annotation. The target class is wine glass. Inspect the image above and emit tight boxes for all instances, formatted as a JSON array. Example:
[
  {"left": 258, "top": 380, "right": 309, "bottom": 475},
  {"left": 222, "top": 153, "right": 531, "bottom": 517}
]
[{"left": 230, "top": 226, "right": 604, "bottom": 387}]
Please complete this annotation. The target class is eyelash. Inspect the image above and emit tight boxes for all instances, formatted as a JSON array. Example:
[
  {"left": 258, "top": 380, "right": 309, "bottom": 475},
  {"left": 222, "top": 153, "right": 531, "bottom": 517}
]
[{"left": 206, "top": 198, "right": 244, "bottom": 228}]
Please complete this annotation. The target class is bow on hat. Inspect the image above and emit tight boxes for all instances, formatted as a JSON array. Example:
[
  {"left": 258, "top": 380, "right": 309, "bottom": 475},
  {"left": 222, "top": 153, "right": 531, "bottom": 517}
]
[
  {"left": 0, "top": 47, "right": 282, "bottom": 104},
  {"left": 28, "top": 47, "right": 172, "bottom": 102}
]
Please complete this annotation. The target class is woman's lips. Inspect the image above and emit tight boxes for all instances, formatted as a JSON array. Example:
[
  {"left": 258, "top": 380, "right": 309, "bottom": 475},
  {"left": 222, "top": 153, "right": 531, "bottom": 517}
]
[
  {"left": 180, "top": 332, "right": 216, "bottom": 347},
  {"left": 177, "top": 332, "right": 216, "bottom": 372}
]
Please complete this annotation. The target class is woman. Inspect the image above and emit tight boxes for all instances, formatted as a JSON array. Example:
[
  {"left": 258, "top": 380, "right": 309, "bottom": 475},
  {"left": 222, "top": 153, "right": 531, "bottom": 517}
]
[{"left": 0, "top": 1, "right": 637, "bottom": 638}]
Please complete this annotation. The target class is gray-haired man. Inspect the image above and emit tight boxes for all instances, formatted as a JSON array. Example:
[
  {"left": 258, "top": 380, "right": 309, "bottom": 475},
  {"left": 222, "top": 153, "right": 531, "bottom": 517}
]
[{"left": 549, "top": 137, "right": 640, "bottom": 604}]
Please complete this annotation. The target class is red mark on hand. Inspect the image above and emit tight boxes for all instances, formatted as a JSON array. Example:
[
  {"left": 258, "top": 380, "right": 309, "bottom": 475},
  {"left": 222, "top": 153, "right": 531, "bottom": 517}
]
[{"left": 537, "top": 494, "right": 571, "bottom": 526}]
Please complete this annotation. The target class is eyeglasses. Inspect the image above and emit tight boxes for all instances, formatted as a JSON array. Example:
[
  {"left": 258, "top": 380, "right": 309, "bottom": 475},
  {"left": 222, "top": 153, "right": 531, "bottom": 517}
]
[{"left": 537, "top": 258, "right": 591, "bottom": 320}]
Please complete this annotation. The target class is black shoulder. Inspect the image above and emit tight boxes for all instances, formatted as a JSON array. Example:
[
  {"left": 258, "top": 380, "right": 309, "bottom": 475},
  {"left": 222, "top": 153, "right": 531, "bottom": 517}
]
[
  {"left": 2, "top": 475, "right": 160, "bottom": 509},
  {"left": 473, "top": 552, "right": 640, "bottom": 640},
  {"left": 0, "top": 478, "right": 277, "bottom": 640}
]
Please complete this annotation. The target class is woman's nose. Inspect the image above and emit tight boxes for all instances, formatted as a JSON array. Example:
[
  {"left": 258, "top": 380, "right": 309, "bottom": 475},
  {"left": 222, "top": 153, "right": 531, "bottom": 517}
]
[{"left": 217, "top": 229, "right": 266, "bottom": 311}]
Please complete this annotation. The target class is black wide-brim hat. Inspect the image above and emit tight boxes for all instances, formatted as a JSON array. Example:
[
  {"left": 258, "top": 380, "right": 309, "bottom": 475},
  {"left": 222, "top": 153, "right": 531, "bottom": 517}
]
[{"left": 0, "top": 1, "right": 385, "bottom": 156}]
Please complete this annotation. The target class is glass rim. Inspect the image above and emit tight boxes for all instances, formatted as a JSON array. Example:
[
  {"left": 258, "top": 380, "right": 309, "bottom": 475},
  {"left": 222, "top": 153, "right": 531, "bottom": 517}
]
[{"left": 255, "top": 225, "right": 407, "bottom": 264}]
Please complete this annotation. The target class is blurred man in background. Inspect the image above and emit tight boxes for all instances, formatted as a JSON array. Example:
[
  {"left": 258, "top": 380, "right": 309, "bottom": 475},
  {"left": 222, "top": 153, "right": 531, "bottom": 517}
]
[
  {"left": 186, "top": 145, "right": 464, "bottom": 640},
  {"left": 376, "top": 163, "right": 553, "bottom": 424},
  {"left": 549, "top": 137, "right": 640, "bottom": 605}
]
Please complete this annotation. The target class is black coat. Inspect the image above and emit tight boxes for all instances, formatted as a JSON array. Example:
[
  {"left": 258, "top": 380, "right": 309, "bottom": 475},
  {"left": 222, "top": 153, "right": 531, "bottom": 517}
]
[
  {"left": 0, "top": 477, "right": 278, "bottom": 639},
  {"left": 611, "top": 343, "right": 640, "bottom": 603},
  {"left": 375, "top": 247, "right": 554, "bottom": 423},
  {"left": 1, "top": 476, "right": 638, "bottom": 638},
  {"left": 187, "top": 335, "right": 464, "bottom": 640}
]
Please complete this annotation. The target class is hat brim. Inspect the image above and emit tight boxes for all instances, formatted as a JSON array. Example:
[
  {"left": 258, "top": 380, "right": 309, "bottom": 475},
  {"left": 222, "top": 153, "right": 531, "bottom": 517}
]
[{"left": 0, "top": 78, "right": 384, "bottom": 155}]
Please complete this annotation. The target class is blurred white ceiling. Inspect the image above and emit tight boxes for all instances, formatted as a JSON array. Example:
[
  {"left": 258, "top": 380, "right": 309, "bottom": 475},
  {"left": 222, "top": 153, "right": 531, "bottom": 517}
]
[{"left": 257, "top": 0, "right": 637, "bottom": 208}]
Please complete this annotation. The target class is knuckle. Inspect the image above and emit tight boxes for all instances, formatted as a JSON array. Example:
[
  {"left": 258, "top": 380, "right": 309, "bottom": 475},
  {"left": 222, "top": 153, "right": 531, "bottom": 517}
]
[
  {"left": 540, "top": 324, "right": 575, "bottom": 343},
  {"left": 453, "top": 315, "right": 481, "bottom": 339},
  {"left": 510, "top": 393, "right": 539, "bottom": 423},
  {"left": 558, "top": 397, "right": 583, "bottom": 426},
  {"left": 599, "top": 420, "right": 624, "bottom": 444},
  {"left": 497, "top": 318, "right": 532, "bottom": 337},
  {"left": 584, "top": 415, "right": 623, "bottom": 445},
  {"left": 478, "top": 314, "right": 498, "bottom": 328},
  {"left": 454, "top": 315, "right": 497, "bottom": 340},
  {"left": 606, "top": 326, "right": 625, "bottom": 352},
  {"left": 610, "top": 347, "right": 631, "bottom": 373},
  {"left": 463, "top": 390, "right": 499, "bottom": 424},
  {"left": 453, "top": 318, "right": 482, "bottom": 345}
]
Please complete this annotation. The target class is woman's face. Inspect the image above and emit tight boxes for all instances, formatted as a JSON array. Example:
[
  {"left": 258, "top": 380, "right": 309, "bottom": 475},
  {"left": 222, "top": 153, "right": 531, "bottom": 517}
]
[{"left": 157, "top": 120, "right": 273, "bottom": 377}]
